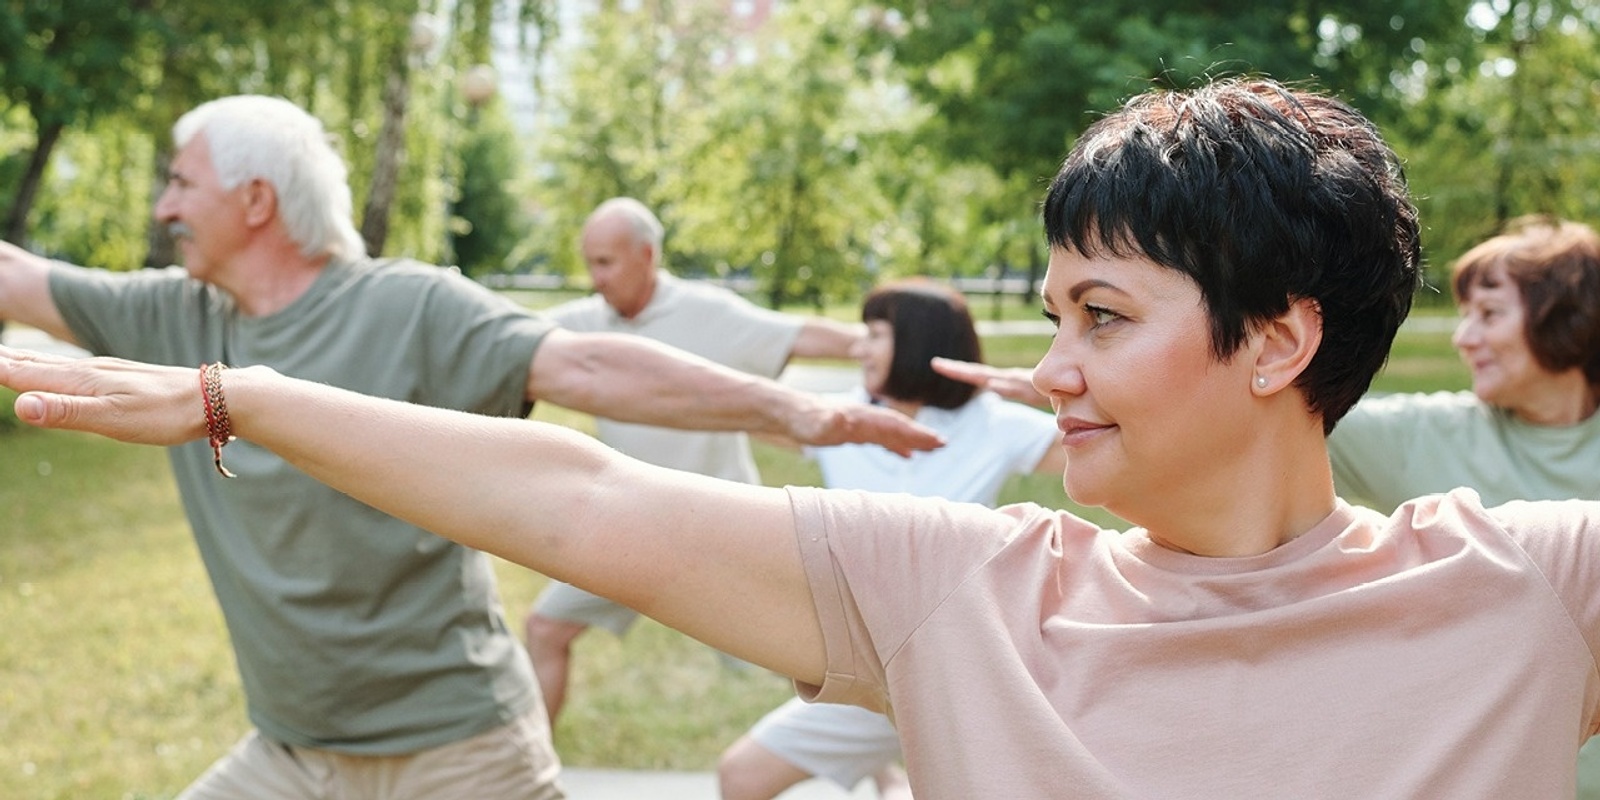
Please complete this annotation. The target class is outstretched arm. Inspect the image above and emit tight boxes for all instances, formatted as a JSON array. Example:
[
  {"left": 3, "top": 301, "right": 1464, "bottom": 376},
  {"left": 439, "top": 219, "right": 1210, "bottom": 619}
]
[
  {"left": 0, "top": 346, "right": 829, "bottom": 683},
  {"left": 528, "top": 328, "right": 939, "bottom": 456},
  {"left": 789, "top": 317, "right": 864, "bottom": 360},
  {"left": 931, "top": 357, "right": 1048, "bottom": 406},
  {"left": 0, "top": 241, "right": 76, "bottom": 344}
]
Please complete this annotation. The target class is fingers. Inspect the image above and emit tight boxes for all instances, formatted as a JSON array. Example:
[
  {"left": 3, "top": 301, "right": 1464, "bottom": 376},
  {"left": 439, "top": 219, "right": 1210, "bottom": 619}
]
[
  {"left": 850, "top": 405, "right": 944, "bottom": 457},
  {"left": 12, "top": 392, "right": 48, "bottom": 425},
  {"left": 12, "top": 391, "right": 97, "bottom": 432},
  {"left": 0, "top": 348, "right": 200, "bottom": 444},
  {"left": 929, "top": 357, "right": 992, "bottom": 386}
]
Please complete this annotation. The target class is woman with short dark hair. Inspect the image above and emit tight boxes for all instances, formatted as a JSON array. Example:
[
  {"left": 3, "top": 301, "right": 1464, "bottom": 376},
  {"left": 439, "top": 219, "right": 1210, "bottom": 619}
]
[{"left": 13, "top": 78, "right": 1600, "bottom": 798}]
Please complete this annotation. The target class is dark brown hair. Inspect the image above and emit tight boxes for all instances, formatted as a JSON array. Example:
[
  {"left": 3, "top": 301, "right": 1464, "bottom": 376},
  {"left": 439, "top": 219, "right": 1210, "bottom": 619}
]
[{"left": 861, "top": 280, "right": 983, "bottom": 409}]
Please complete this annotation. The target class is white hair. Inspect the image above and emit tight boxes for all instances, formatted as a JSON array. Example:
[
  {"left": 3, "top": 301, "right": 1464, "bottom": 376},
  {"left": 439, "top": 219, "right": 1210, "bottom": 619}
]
[
  {"left": 590, "top": 197, "right": 664, "bottom": 255},
  {"left": 173, "top": 95, "right": 367, "bottom": 260}
]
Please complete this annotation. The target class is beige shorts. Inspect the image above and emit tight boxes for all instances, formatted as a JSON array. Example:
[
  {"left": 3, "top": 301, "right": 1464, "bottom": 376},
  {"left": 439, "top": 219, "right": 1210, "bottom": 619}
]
[
  {"left": 531, "top": 580, "right": 641, "bottom": 636},
  {"left": 177, "top": 707, "right": 564, "bottom": 800}
]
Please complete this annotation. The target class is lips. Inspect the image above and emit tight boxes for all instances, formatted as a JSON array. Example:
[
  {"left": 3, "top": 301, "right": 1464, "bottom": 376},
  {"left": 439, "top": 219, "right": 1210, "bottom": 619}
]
[{"left": 1057, "top": 416, "right": 1115, "bottom": 446}]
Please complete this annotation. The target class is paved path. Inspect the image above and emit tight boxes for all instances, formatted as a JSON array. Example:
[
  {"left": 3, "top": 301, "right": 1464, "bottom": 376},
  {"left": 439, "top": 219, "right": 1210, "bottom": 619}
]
[{"left": 562, "top": 767, "right": 874, "bottom": 799}]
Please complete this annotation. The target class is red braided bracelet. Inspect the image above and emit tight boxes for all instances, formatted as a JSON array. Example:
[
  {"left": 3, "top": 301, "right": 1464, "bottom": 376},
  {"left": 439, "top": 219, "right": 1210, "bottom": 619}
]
[{"left": 200, "top": 363, "right": 236, "bottom": 478}]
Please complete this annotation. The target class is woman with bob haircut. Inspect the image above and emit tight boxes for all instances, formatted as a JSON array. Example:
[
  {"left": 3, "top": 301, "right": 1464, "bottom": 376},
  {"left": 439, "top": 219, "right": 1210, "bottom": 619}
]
[
  {"left": 9, "top": 77, "right": 1600, "bottom": 798},
  {"left": 719, "top": 279, "right": 1063, "bottom": 800}
]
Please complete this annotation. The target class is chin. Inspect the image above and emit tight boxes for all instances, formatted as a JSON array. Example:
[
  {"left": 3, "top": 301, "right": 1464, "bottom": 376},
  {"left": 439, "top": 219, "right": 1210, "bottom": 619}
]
[{"left": 1062, "top": 472, "right": 1114, "bottom": 512}]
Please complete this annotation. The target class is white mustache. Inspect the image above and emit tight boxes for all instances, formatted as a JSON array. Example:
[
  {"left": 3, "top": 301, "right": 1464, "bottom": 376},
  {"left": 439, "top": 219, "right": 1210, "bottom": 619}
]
[{"left": 167, "top": 222, "right": 193, "bottom": 241}]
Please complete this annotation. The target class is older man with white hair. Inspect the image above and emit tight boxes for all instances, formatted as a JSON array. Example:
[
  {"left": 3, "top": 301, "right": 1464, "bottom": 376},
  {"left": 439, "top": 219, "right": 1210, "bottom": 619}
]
[{"left": 0, "top": 99, "right": 935, "bottom": 799}]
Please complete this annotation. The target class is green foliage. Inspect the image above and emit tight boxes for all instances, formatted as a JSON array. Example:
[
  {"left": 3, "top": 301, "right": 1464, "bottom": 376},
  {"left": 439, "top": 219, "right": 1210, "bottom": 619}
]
[
  {"left": 449, "top": 100, "right": 531, "bottom": 276},
  {"left": 0, "top": 0, "right": 160, "bottom": 129},
  {"left": 1390, "top": 1, "right": 1600, "bottom": 282},
  {"left": 875, "top": 1, "right": 1475, "bottom": 182},
  {"left": 3, "top": 0, "right": 1600, "bottom": 298},
  {"left": 0, "top": 0, "right": 558, "bottom": 270}
]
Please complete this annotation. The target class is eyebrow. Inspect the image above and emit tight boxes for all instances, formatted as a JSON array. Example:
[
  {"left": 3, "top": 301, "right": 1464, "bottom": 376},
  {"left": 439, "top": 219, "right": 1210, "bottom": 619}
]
[{"left": 1066, "top": 279, "right": 1119, "bottom": 302}]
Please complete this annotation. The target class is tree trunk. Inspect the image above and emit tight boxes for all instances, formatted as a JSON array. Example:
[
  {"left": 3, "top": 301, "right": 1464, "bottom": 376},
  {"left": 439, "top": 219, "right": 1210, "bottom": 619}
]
[
  {"left": 360, "top": 42, "right": 412, "bottom": 257},
  {"left": 5, "top": 119, "right": 65, "bottom": 245}
]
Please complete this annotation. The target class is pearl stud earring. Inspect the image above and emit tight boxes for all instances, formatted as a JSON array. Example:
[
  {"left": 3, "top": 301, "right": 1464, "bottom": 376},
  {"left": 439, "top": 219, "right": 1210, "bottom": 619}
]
[{"left": 1255, "top": 375, "right": 1268, "bottom": 389}]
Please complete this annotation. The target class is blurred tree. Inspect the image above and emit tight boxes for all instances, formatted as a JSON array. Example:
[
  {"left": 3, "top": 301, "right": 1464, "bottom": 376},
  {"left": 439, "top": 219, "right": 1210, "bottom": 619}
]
[
  {"left": 857, "top": 0, "right": 1485, "bottom": 293},
  {"left": 0, "top": 0, "right": 557, "bottom": 270},
  {"left": 449, "top": 97, "right": 528, "bottom": 276},
  {"left": 526, "top": 0, "right": 734, "bottom": 278},
  {"left": 533, "top": 0, "right": 942, "bottom": 306},
  {"left": 1390, "top": 0, "right": 1600, "bottom": 290},
  {"left": 0, "top": 0, "right": 163, "bottom": 243},
  {"left": 872, "top": 0, "right": 1477, "bottom": 185}
]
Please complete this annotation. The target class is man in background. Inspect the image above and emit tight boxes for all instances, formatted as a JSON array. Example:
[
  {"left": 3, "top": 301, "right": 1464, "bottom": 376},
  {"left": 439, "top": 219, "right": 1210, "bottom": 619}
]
[
  {"left": 0, "top": 99, "right": 933, "bottom": 799},
  {"left": 523, "top": 197, "right": 864, "bottom": 725}
]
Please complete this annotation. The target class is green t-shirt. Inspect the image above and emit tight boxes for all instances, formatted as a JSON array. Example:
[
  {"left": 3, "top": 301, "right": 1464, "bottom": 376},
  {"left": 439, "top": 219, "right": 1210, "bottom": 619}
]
[
  {"left": 1329, "top": 390, "right": 1600, "bottom": 513},
  {"left": 50, "top": 258, "right": 554, "bottom": 753}
]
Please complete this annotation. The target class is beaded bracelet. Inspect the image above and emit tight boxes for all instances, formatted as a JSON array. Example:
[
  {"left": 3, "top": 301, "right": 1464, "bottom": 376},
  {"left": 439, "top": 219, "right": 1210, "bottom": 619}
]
[{"left": 199, "top": 362, "right": 237, "bottom": 478}]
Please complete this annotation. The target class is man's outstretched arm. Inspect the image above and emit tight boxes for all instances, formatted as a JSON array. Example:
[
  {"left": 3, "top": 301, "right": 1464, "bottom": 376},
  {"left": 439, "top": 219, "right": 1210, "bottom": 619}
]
[{"left": 528, "top": 328, "right": 942, "bottom": 456}]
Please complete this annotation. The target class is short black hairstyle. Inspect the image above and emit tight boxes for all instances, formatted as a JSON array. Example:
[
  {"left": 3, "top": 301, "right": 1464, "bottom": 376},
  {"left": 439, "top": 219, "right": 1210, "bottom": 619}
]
[
  {"left": 862, "top": 280, "right": 983, "bottom": 410},
  {"left": 1043, "top": 78, "right": 1421, "bottom": 433}
]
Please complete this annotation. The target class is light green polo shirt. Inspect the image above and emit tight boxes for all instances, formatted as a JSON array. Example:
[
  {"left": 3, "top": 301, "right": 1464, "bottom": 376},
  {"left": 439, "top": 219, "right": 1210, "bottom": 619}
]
[{"left": 1329, "top": 390, "right": 1600, "bottom": 513}]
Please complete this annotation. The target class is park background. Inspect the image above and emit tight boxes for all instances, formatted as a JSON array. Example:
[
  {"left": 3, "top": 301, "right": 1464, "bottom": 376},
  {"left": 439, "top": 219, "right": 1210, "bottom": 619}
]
[{"left": 0, "top": 0, "right": 1587, "bottom": 797}]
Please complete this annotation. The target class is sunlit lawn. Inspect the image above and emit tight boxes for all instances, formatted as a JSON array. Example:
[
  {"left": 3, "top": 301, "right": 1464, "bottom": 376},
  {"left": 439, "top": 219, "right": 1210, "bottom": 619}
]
[{"left": 0, "top": 309, "right": 1466, "bottom": 798}]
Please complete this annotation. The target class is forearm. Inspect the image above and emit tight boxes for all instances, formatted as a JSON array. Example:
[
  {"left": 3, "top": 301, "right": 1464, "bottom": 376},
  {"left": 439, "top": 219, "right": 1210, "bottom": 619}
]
[
  {"left": 0, "top": 242, "right": 73, "bottom": 340},
  {"left": 231, "top": 367, "right": 599, "bottom": 553},
  {"left": 234, "top": 371, "right": 822, "bottom": 675},
  {"left": 529, "top": 329, "right": 812, "bottom": 435},
  {"left": 791, "top": 318, "right": 865, "bottom": 360}
]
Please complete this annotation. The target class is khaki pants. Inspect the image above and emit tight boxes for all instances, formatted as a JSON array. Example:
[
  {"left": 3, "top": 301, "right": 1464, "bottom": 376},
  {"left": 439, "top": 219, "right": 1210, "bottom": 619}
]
[{"left": 177, "top": 708, "right": 564, "bottom": 800}]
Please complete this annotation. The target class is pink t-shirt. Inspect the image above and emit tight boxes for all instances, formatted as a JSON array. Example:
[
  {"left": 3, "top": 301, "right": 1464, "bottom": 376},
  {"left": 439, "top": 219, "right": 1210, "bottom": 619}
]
[{"left": 789, "top": 486, "right": 1600, "bottom": 799}]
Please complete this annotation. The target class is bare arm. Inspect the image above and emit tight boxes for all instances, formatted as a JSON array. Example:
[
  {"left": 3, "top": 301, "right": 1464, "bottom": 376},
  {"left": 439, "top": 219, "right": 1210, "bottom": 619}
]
[
  {"left": 789, "top": 317, "right": 865, "bottom": 360},
  {"left": 931, "top": 357, "right": 1047, "bottom": 406},
  {"left": 0, "top": 241, "right": 76, "bottom": 344},
  {"left": 0, "top": 346, "right": 829, "bottom": 683},
  {"left": 527, "top": 328, "right": 940, "bottom": 455}
]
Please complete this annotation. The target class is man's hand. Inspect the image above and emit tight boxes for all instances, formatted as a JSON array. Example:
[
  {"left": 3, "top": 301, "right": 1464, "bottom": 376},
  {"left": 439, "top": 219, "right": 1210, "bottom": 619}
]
[
  {"left": 931, "top": 357, "right": 1048, "bottom": 406},
  {"left": 783, "top": 398, "right": 943, "bottom": 457}
]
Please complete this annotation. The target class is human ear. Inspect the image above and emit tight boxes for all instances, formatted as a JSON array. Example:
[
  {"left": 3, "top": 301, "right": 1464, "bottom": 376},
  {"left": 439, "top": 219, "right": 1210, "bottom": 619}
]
[
  {"left": 241, "top": 179, "right": 278, "bottom": 228},
  {"left": 1250, "top": 298, "right": 1322, "bottom": 394}
]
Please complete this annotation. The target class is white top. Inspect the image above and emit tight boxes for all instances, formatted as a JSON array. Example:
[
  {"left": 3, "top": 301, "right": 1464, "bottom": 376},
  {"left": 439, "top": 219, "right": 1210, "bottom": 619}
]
[
  {"left": 548, "top": 271, "right": 803, "bottom": 483},
  {"left": 806, "top": 387, "right": 1057, "bottom": 504}
]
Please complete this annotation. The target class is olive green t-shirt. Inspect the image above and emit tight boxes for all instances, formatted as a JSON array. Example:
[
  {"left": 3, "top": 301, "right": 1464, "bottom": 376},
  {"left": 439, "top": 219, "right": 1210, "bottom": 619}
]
[
  {"left": 1329, "top": 390, "right": 1600, "bottom": 513},
  {"left": 50, "top": 258, "right": 554, "bottom": 753}
]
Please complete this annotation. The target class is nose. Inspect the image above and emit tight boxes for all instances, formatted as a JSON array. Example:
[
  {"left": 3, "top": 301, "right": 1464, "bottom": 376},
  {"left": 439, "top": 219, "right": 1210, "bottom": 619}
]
[
  {"left": 1032, "top": 336, "right": 1087, "bottom": 400},
  {"left": 1450, "top": 315, "right": 1477, "bottom": 351},
  {"left": 153, "top": 184, "right": 177, "bottom": 223}
]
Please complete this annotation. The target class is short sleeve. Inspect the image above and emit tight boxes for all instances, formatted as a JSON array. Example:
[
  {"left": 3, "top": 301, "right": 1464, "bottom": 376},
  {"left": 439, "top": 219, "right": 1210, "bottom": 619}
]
[
  {"left": 787, "top": 485, "right": 1054, "bottom": 707},
  {"left": 1497, "top": 498, "right": 1600, "bottom": 672},
  {"left": 50, "top": 264, "right": 225, "bottom": 364}
]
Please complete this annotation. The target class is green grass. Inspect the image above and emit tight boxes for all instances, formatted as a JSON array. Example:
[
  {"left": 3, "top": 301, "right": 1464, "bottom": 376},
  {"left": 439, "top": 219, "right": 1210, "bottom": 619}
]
[{"left": 0, "top": 316, "right": 1469, "bottom": 797}]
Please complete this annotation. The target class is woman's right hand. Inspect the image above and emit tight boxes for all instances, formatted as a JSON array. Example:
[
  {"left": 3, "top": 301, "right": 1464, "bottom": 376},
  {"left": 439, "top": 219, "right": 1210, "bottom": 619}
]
[{"left": 0, "top": 345, "right": 215, "bottom": 445}]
